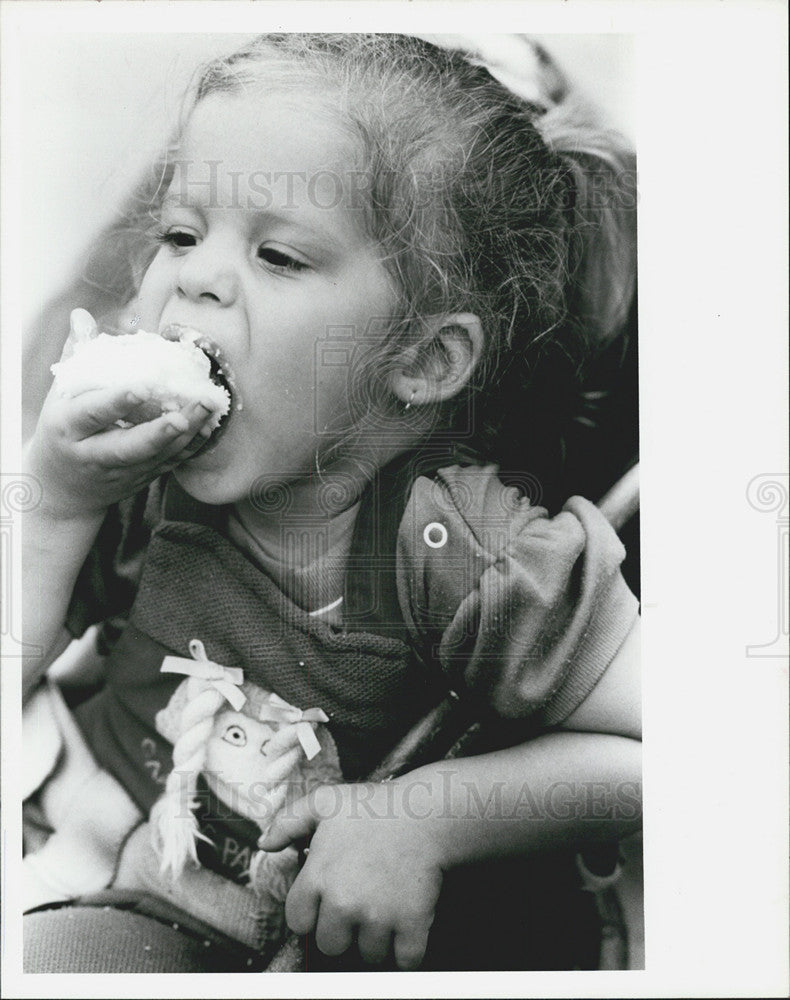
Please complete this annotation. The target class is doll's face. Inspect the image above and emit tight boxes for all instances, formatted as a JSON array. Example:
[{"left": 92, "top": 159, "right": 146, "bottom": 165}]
[
  {"left": 204, "top": 709, "right": 283, "bottom": 782},
  {"left": 135, "top": 89, "right": 398, "bottom": 511}
]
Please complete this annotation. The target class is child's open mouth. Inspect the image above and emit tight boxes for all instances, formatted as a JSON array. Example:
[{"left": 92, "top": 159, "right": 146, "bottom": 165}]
[{"left": 160, "top": 322, "right": 241, "bottom": 450}]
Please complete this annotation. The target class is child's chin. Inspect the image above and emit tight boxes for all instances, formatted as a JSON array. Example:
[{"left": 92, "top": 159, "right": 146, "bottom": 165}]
[{"left": 170, "top": 460, "right": 241, "bottom": 508}]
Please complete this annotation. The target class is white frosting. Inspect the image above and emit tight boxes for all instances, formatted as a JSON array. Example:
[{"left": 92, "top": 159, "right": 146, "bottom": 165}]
[{"left": 51, "top": 331, "right": 231, "bottom": 429}]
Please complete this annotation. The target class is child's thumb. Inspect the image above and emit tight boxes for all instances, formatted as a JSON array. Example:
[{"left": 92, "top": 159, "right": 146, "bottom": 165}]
[
  {"left": 60, "top": 308, "right": 98, "bottom": 362},
  {"left": 258, "top": 793, "right": 322, "bottom": 852}
]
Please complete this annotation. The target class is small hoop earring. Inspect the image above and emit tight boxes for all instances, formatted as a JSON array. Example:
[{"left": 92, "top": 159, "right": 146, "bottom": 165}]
[{"left": 404, "top": 389, "right": 416, "bottom": 412}]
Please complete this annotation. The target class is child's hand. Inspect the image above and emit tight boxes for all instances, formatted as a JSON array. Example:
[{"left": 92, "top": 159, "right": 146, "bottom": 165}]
[
  {"left": 259, "top": 783, "right": 444, "bottom": 970},
  {"left": 27, "top": 382, "right": 214, "bottom": 521}
]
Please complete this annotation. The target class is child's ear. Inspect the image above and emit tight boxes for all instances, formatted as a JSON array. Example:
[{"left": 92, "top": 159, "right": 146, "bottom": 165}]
[{"left": 389, "top": 313, "right": 483, "bottom": 407}]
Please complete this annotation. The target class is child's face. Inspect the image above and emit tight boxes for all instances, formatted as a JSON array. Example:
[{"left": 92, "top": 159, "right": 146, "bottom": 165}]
[{"left": 136, "top": 90, "right": 397, "bottom": 507}]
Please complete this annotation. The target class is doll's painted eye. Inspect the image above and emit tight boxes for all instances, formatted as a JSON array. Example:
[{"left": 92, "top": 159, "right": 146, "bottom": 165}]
[{"left": 222, "top": 724, "right": 247, "bottom": 747}]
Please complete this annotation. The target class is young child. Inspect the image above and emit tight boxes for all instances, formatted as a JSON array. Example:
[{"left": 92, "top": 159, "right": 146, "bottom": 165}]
[{"left": 22, "top": 33, "right": 641, "bottom": 972}]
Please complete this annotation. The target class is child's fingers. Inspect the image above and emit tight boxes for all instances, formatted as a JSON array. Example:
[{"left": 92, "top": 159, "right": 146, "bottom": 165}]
[
  {"left": 58, "top": 307, "right": 99, "bottom": 363},
  {"left": 149, "top": 402, "right": 223, "bottom": 471},
  {"left": 313, "top": 901, "right": 355, "bottom": 957},
  {"left": 284, "top": 871, "right": 321, "bottom": 937},
  {"left": 66, "top": 386, "right": 153, "bottom": 438},
  {"left": 86, "top": 405, "right": 208, "bottom": 467},
  {"left": 81, "top": 413, "right": 187, "bottom": 466},
  {"left": 393, "top": 923, "right": 431, "bottom": 971},
  {"left": 258, "top": 793, "right": 320, "bottom": 851},
  {"left": 164, "top": 412, "right": 218, "bottom": 464},
  {"left": 129, "top": 404, "right": 216, "bottom": 465},
  {"left": 357, "top": 923, "right": 393, "bottom": 966}
]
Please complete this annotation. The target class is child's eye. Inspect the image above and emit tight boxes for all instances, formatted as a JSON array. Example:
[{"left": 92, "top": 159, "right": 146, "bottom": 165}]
[
  {"left": 257, "top": 246, "right": 309, "bottom": 274},
  {"left": 154, "top": 228, "right": 198, "bottom": 252},
  {"left": 222, "top": 724, "right": 247, "bottom": 747}
]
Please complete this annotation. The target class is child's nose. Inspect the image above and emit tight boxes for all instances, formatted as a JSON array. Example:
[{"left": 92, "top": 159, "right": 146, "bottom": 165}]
[{"left": 176, "top": 241, "right": 239, "bottom": 307}]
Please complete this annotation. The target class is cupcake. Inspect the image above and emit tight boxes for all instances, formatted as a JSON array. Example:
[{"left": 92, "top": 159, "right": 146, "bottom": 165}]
[{"left": 51, "top": 310, "right": 232, "bottom": 430}]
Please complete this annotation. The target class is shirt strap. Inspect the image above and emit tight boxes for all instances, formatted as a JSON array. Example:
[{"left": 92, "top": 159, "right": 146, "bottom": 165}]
[{"left": 343, "top": 447, "right": 456, "bottom": 637}]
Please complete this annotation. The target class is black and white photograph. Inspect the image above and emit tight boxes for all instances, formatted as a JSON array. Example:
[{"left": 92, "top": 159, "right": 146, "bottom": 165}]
[{"left": 1, "top": 2, "right": 787, "bottom": 997}]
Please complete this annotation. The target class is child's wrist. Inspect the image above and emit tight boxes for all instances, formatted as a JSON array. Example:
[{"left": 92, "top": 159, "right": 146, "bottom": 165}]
[
  {"left": 23, "top": 437, "right": 108, "bottom": 524},
  {"left": 390, "top": 773, "right": 462, "bottom": 870}
]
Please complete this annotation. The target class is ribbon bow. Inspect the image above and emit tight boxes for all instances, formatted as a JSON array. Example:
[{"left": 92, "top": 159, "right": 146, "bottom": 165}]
[
  {"left": 258, "top": 692, "right": 329, "bottom": 761},
  {"left": 160, "top": 639, "right": 246, "bottom": 711}
]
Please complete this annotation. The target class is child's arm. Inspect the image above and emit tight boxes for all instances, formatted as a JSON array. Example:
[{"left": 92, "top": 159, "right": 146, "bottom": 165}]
[
  {"left": 559, "top": 616, "right": 641, "bottom": 739},
  {"left": 22, "top": 380, "right": 213, "bottom": 700},
  {"left": 261, "top": 620, "right": 641, "bottom": 969}
]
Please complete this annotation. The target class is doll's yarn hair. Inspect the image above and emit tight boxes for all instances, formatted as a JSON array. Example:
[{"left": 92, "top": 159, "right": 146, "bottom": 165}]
[{"left": 150, "top": 676, "right": 226, "bottom": 879}]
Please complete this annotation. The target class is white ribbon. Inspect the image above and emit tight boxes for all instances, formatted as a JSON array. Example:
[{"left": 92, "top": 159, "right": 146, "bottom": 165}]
[
  {"left": 415, "top": 34, "right": 550, "bottom": 107},
  {"left": 257, "top": 692, "right": 329, "bottom": 761},
  {"left": 160, "top": 638, "right": 246, "bottom": 711}
]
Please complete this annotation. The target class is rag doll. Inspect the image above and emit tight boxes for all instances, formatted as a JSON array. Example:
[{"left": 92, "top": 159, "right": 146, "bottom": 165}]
[{"left": 151, "top": 640, "right": 343, "bottom": 954}]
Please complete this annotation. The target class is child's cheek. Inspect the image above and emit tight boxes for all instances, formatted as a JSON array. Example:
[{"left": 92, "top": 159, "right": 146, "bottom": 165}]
[{"left": 134, "top": 259, "right": 173, "bottom": 330}]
